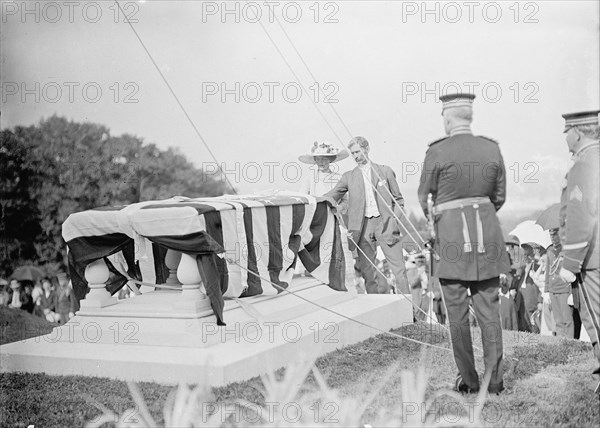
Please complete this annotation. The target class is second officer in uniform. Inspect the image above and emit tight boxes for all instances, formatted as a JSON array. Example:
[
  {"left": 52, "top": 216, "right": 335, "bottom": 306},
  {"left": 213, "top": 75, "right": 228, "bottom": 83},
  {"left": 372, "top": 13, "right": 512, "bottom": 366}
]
[{"left": 558, "top": 110, "right": 600, "bottom": 377}]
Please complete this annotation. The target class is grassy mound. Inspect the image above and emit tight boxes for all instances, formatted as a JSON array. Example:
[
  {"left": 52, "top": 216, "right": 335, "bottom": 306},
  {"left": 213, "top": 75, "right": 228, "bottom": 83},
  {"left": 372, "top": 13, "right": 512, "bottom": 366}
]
[
  {"left": 1, "top": 319, "right": 599, "bottom": 427},
  {"left": 0, "top": 306, "right": 56, "bottom": 345}
]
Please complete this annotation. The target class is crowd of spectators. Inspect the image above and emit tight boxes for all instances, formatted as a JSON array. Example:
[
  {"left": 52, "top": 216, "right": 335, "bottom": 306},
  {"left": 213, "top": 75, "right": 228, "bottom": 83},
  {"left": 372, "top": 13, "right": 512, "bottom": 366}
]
[
  {"left": 499, "top": 234, "right": 584, "bottom": 339},
  {"left": 387, "top": 230, "right": 587, "bottom": 339},
  {"left": 0, "top": 273, "right": 79, "bottom": 324},
  {"left": 347, "top": 228, "right": 586, "bottom": 340}
]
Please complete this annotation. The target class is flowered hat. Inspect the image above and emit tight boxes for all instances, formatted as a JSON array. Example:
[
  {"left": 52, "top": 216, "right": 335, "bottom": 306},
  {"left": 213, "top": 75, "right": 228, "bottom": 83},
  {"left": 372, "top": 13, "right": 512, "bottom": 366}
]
[{"left": 298, "top": 141, "right": 349, "bottom": 164}]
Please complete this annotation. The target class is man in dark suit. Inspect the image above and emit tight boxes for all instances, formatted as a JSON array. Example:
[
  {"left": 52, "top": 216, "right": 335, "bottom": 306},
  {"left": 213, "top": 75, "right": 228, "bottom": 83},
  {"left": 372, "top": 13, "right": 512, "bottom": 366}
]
[
  {"left": 545, "top": 229, "right": 574, "bottom": 338},
  {"left": 418, "top": 93, "right": 510, "bottom": 395},
  {"left": 514, "top": 244, "right": 541, "bottom": 331},
  {"left": 325, "top": 136, "right": 409, "bottom": 294}
]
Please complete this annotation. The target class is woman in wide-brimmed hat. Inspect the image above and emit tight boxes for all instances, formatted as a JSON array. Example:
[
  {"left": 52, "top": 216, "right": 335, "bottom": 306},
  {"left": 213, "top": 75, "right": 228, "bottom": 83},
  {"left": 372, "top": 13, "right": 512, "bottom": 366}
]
[
  {"left": 298, "top": 141, "right": 348, "bottom": 196},
  {"left": 298, "top": 142, "right": 358, "bottom": 290}
]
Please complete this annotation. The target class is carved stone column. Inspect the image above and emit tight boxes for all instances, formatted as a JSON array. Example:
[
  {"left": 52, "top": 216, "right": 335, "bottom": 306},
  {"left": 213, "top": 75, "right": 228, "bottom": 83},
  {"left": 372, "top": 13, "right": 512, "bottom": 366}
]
[
  {"left": 164, "top": 249, "right": 182, "bottom": 287},
  {"left": 173, "top": 253, "right": 210, "bottom": 313},
  {"left": 80, "top": 258, "right": 118, "bottom": 308}
]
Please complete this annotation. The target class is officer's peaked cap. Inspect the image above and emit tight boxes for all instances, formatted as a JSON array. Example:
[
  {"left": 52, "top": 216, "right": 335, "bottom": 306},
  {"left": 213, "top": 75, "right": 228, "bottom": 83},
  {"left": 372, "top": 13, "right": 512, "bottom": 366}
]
[
  {"left": 562, "top": 110, "right": 600, "bottom": 132},
  {"left": 440, "top": 93, "right": 475, "bottom": 111}
]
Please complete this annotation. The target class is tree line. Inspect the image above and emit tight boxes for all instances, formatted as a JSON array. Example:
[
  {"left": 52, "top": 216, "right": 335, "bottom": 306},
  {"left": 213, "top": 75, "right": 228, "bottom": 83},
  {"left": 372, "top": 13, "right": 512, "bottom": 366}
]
[{"left": 0, "top": 115, "right": 232, "bottom": 277}]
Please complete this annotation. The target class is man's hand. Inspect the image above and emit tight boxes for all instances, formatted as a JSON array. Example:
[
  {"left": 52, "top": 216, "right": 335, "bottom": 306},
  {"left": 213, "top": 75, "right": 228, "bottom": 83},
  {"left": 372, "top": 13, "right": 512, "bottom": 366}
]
[
  {"left": 559, "top": 268, "right": 576, "bottom": 284},
  {"left": 499, "top": 273, "right": 507, "bottom": 286},
  {"left": 322, "top": 196, "right": 338, "bottom": 210}
]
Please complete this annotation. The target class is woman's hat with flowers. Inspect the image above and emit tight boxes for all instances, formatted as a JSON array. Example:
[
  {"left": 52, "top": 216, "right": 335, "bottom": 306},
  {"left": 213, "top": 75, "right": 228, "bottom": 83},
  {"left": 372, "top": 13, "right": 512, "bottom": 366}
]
[{"left": 298, "top": 141, "right": 349, "bottom": 164}]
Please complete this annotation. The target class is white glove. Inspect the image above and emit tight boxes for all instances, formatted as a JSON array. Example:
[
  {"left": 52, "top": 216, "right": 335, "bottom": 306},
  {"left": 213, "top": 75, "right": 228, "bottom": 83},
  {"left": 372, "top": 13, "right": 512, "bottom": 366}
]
[
  {"left": 323, "top": 196, "right": 338, "bottom": 212},
  {"left": 567, "top": 293, "right": 574, "bottom": 306},
  {"left": 559, "top": 268, "right": 576, "bottom": 284},
  {"left": 542, "top": 292, "right": 551, "bottom": 305}
]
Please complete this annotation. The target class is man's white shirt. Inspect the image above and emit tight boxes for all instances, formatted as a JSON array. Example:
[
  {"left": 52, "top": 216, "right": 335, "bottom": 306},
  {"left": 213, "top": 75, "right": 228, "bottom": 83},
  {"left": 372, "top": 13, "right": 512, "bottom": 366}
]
[{"left": 359, "top": 162, "right": 380, "bottom": 217}]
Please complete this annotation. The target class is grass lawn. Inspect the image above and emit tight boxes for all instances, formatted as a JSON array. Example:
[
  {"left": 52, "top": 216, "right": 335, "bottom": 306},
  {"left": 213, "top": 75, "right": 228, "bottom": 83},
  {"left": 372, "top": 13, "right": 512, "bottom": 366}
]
[
  {"left": 0, "top": 306, "right": 56, "bottom": 344},
  {"left": 1, "top": 306, "right": 599, "bottom": 427}
]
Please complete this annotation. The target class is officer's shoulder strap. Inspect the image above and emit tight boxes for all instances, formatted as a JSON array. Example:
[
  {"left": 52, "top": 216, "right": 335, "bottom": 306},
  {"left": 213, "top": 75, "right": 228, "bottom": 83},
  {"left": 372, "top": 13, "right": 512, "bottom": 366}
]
[
  {"left": 428, "top": 136, "right": 448, "bottom": 147},
  {"left": 478, "top": 135, "right": 499, "bottom": 144}
]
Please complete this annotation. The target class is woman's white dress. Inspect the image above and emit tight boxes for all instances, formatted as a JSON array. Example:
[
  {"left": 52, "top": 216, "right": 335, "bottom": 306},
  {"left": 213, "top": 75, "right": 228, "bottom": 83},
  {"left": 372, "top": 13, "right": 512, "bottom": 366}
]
[{"left": 298, "top": 167, "right": 356, "bottom": 291}]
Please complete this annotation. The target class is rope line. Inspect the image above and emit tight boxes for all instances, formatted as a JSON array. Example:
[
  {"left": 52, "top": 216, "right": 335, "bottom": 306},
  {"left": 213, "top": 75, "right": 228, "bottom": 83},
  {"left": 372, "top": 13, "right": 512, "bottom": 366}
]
[
  {"left": 228, "top": 259, "right": 454, "bottom": 354},
  {"left": 269, "top": 10, "right": 354, "bottom": 139},
  {"left": 116, "top": 269, "right": 452, "bottom": 353},
  {"left": 250, "top": 8, "right": 345, "bottom": 145},
  {"left": 248, "top": 1, "right": 429, "bottom": 251},
  {"left": 114, "top": 0, "right": 237, "bottom": 194},
  {"left": 249, "top": 0, "right": 435, "bottom": 275},
  {"left": 334, "top": 213, "right": 443, "bottom": 328}
]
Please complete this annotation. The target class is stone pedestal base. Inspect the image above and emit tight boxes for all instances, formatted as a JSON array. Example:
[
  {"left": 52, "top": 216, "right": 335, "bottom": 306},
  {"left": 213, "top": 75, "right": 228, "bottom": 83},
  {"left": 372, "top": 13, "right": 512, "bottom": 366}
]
[
  {"left": 1, "top": 277, "right": 412, "bottom": 386},
  {"left": 79, "top": 296, "right": 118, "bottom": 309}
]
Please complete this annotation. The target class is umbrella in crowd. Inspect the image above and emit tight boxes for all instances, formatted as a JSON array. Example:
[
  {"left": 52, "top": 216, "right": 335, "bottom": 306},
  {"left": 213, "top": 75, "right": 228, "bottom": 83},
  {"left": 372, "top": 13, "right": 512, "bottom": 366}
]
[
  {"left": 536, "top": 203, "right": 561, "bottom": 230},
  {"left": 505, "top": 234, "right": 520, "bottom": 247},
  {"left": 509, "top": 220, "right": 552, "bottom": 249},
  {"left": 10, "top": 265, "right": 46, "bottom": 282}
]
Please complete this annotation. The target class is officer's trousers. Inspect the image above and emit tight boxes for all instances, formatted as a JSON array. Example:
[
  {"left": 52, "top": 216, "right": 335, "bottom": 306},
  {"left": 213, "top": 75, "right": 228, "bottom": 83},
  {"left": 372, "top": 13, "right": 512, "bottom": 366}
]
[
  {"left": 440, "top": 277, "right": 504, "bottom": 392},
  {"left": 579, "top": 269, "right": 600, "bottom": 363},
  {"left": 549, "top": 292, "right": 574, "bottom": 338}
]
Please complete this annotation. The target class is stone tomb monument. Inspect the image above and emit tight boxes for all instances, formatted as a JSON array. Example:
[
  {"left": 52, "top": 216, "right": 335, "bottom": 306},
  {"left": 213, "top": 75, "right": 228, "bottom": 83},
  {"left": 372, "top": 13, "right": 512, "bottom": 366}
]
[{"left": 1, "top": 193, "right": 411, "bottom": 385}]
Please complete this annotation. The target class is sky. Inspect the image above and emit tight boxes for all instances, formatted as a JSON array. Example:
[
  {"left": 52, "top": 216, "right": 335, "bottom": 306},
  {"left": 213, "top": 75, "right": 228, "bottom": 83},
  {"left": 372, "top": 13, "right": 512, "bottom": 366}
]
[{"left": 2, "top": 0, "right": 599, "bottom": 217}]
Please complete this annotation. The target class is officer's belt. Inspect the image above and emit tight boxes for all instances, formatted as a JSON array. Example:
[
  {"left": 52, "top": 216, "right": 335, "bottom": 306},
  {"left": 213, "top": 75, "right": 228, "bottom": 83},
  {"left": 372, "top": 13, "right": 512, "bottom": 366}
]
[{"left": 433, "top": 196, "right": 491, "bottom": 254}]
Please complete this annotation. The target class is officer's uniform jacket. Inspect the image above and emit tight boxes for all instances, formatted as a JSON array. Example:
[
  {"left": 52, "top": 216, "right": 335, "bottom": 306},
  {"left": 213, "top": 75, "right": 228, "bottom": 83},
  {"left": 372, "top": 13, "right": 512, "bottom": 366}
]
[
  {"left": 545, "top": 245, "right": 571, "bottom": 294},
  {"left": 418, "top": 128, "right": 511, "bottom": 281},
  {"left": 559, "top": 142, "right": 599, "bottom": 273}
]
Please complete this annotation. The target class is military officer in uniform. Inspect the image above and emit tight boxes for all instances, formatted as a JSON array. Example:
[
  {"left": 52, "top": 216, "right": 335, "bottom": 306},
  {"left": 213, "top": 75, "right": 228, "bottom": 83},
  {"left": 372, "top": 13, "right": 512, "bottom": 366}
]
[
  {"left": 558, "top": 110, "right": 600, "bottom": 376},
  {"left": 418, "top": 93, "right": 510, "bottom": 394}
]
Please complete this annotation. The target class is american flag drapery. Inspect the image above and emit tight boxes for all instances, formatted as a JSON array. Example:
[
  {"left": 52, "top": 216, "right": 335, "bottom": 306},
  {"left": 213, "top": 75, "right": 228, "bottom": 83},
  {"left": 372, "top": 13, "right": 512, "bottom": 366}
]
[{"left": 62, "top": 192, "right": 346, "bottom": 324}]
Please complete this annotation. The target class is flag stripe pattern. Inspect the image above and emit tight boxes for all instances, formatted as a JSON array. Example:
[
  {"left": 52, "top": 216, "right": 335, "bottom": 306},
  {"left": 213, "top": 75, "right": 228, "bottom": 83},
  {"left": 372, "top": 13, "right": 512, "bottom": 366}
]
[
  {"left": 266, "top": 205, "right": 286, "bottom": 293},
  {"left": 62, "top": 192, "right": 346, "bottom": 324}
]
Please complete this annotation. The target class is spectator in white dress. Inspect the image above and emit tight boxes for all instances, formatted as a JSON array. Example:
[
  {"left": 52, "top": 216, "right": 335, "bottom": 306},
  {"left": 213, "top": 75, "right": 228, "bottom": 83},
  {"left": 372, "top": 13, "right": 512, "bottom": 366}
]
[{"left": 298, "top": 142, "right": 356, "bottom": 289}]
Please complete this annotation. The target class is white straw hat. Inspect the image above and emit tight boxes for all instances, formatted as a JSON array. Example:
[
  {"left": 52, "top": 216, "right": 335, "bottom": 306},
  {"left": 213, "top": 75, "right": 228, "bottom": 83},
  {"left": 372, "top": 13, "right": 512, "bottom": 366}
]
[{"left": 298, "top": 141, "right": 349, "bottom": 164}]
